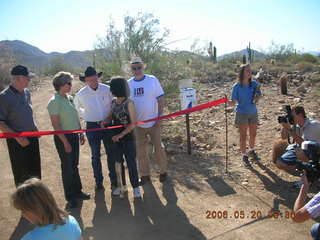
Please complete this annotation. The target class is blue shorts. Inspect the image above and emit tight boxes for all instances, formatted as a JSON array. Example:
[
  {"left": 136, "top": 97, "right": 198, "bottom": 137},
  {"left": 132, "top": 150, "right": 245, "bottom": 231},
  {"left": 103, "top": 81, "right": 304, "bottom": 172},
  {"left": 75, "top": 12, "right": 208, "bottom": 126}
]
[{"left": 278, "top": 144, "right": 310, "bottom": 166}]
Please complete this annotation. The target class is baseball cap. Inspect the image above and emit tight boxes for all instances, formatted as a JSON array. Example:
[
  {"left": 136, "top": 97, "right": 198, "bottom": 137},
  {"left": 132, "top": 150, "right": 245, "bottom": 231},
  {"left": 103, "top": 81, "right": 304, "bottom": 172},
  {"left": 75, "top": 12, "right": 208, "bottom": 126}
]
[{"left": 11, "top": 65, "right": 35, "bottom": 78}]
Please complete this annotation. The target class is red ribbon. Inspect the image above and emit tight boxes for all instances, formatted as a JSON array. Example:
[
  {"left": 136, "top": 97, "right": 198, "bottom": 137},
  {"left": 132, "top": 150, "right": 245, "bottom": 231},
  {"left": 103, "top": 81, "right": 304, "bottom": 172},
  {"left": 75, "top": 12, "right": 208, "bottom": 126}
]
[{"left": 0, "top": 97, "right": 228, "bottom": 139}]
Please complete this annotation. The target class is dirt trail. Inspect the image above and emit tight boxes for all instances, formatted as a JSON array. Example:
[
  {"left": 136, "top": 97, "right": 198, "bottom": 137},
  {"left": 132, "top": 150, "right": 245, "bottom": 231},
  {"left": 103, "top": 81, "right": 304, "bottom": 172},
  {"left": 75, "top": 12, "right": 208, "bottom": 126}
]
[{"left": 0, "top": 77, "right": 314, "bottom": 240}]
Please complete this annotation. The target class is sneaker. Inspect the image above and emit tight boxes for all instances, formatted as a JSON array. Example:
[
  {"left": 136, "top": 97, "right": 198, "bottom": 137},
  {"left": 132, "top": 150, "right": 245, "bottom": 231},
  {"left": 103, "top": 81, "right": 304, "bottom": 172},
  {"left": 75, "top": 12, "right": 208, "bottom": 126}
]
[
  {"left": 159, "top": 173, "right": 168, "bottom": 183},
  {"left": 112, "top": 186, "right": 127, "bottom": 195},
  {"left": 248, "top": 150, "right": 259, "bottom": 161},
  {"left": 139, "top": 176, "right": 151, "bottom": 186},
  {"left": 112, "top": 187, "right": 121, "bottom": 196},
  {"left": 76, "top": 192, "right": 90, "bottom": 200},
  {"left": 242, "top": 155, "right": 250, "bottom": 166},
  {"left": 133, "top": 187, "right": 141, "bottom": 198}
]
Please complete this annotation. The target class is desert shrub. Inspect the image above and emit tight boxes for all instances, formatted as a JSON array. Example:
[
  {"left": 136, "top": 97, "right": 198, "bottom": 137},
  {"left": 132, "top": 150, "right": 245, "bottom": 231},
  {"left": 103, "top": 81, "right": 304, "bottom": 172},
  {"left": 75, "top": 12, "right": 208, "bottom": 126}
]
[
  {"left": 96, "top": 12, "right": 170, "bottom": 80},
  {"left": 266, "top": 41, "right": 295, "bottom": 62},
  {"left": 44, "top": 57, "right": 75, "bottom": 76},
  {"left": 300, "top": 54, "right": 318, "bottom": 63},
  {"left": 289, "top": 54, "right": 318, "bottom": 64},
  {"left": 0, "top": 65, "right": 11, "bottom": 91},
  {"left": 296, "top": 61, "right": 315, "bottom": 73},
  {"left": 163, "top": 81, "right": 179, "bottom": 99},
  {"left": 0, "top": 49, "right": 16, "bottom": 90}
]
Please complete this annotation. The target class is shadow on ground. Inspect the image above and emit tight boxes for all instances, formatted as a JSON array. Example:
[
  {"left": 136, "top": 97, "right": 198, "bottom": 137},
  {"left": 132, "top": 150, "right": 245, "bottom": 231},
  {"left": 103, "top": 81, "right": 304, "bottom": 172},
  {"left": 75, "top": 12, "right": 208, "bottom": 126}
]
[{"left": 82, "top": 178, "right": 206, "bottom": 240}]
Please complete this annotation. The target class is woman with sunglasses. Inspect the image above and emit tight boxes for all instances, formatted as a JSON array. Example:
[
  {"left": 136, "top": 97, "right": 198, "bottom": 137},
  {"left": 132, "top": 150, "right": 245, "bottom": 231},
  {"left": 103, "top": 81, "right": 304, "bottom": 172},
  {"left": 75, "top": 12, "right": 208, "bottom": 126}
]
[{"left": 47, "top": 72, "right": 90, "bottom": 208}]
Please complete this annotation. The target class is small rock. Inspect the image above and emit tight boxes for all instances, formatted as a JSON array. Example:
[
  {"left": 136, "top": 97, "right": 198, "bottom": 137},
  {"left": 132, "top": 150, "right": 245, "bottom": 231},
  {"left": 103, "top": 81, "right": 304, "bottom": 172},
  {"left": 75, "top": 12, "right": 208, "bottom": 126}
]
[
  {"left": 226, "top": 107, "right": 234, "bottom": 113},
  {"left": 309, "top": 112, "right": 316, "bottom": 118},
  {"left": 297, "top": 85, "right": 307, "bottom": 94},
  {"left": 292, "top": 79, "right": 300, "bottom": 85},
  {"left": 293, "top": 98, "right": 302, "bottom": 104}
]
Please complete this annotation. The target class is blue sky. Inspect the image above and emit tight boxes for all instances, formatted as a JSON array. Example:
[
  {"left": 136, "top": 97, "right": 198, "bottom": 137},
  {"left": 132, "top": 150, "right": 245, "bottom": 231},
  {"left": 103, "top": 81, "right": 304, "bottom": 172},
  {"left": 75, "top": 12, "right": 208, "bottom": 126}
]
[{"left": 0, "top": 0, "right": 319, "bottom": 55}]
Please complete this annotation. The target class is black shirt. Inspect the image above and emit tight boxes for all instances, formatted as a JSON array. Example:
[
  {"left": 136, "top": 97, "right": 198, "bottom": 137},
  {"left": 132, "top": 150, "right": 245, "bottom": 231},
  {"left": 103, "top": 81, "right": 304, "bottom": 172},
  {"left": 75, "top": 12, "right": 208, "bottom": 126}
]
[{"left": 111, "top": 98, "right": 134, "bottom": 141}]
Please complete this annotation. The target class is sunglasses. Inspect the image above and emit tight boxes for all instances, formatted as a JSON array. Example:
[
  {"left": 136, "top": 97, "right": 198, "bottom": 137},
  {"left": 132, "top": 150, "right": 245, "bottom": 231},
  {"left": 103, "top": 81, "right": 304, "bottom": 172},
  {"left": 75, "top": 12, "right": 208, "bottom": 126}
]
[{"left": 132, "top": 66, "right": 142, "bottom": 71}]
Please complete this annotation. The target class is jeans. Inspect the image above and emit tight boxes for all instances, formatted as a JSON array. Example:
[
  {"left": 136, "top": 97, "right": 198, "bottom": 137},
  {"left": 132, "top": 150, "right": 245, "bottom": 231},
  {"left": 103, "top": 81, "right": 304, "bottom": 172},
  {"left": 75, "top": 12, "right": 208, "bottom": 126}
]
[
  {"left": 54, "top": 134, "right": 82, "bottom": 201},
  {"left": 86, "top": 122, "right": 125, "bottom": 187},
  {"left": 111, "top": 140, "right": 139, "bottom": 188},
  {"left": 279, "top": 143, "right": 310, "bottom": 166},
  {"left": 311, "top": 223, "right": 320, "bottom": 240}
]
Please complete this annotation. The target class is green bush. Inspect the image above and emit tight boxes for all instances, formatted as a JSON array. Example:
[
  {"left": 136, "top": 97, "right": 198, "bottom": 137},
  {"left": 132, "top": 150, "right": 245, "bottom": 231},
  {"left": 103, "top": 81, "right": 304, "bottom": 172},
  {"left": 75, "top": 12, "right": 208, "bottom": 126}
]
[
  {"left": 0, "top": 49, "right": 15, "bottom": 91},
  {"left": 96, "top": 12, "right": 170, "bottom": 80},
  {"left": 296, "top": 61, "right": 315, "bottom": 73},
  {"left": 300, "top": 54, "right": 318, "bottom": 63},
  {"left": 44, "top": 57, "right": 75, "bottom": 76},
  {"left": 0, "top": 66, "right": 11, "bottom": 91},
  {"left": 289, "top": 54, "right": 318, "bottom": 64}
]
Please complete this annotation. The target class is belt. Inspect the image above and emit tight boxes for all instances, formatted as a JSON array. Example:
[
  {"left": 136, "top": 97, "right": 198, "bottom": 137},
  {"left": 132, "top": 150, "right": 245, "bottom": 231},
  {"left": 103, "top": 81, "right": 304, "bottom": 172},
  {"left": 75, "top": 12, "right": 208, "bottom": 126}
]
[{"left": 86, "top": 121, "right": 102, "bottom": 125}]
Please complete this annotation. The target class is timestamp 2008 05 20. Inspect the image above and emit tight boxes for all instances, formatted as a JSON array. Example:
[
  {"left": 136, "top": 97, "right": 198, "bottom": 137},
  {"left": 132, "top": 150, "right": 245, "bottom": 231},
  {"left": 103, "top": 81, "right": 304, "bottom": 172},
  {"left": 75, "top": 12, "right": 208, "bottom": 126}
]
[{"left": 205, "top": 210, "right": 295, "bottom": 220}]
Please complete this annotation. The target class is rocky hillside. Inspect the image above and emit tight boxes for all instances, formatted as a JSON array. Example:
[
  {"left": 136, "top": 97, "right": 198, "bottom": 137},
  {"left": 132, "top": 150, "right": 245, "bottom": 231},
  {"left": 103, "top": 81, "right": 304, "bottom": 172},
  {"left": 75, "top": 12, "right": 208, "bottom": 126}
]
[
  {"left": 0, "top": 40, "right": 93, "bottom": 70},
  {"left": 161, "top": 69, "right": 320, "bottom": 186}
]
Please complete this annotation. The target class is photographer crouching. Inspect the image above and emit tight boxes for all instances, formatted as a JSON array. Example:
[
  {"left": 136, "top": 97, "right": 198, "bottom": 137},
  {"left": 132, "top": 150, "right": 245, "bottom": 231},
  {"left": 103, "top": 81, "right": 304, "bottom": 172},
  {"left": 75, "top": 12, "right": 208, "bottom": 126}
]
[
  {"left": 275, "top": 106, "right": 320, "bottom": 173},
  {"left": 293, "top": 171, "right": 320, "bottom": 240}
]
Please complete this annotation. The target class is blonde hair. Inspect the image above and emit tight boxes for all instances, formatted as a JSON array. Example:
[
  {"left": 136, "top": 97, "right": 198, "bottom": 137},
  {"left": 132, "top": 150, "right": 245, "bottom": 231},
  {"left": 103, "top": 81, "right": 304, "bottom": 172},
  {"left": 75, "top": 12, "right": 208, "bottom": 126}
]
[
  {"left": 52, "top": 71, "right": 73, "bottom": 91},
  {"left": 11, "top": 178, "right": 68, "bottom": 227}
]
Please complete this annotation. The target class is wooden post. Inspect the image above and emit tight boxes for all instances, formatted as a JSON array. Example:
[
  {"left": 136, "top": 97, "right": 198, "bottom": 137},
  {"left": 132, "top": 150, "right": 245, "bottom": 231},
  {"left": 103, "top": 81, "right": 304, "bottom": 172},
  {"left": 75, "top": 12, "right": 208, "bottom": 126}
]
[
  {"left": 225, "top": 95, "right": 228, "bottom": 173},
  {"left": 186, "top": 113, "right": 191, "bottom": 155}
]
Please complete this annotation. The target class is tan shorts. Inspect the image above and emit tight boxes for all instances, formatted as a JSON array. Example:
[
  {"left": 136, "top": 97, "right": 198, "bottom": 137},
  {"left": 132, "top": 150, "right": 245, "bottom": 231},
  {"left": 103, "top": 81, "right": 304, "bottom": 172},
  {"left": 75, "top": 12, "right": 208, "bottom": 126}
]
[{"left": 235, "top": 112, "right": 259, "bottom": 125}]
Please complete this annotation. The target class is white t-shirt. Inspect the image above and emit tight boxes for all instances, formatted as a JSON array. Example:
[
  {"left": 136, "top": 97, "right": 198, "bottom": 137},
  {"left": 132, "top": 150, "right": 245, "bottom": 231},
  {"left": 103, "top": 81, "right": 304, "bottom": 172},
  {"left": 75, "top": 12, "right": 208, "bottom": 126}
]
[
  {"left": 128, "top": 74, "right": 164, "bottom": 128},
  {"left": 302, "top": 118, "right": 320, "bottom": 143},
  {"left": 74, "top": 83, "right": 113, "bottom": 122}
]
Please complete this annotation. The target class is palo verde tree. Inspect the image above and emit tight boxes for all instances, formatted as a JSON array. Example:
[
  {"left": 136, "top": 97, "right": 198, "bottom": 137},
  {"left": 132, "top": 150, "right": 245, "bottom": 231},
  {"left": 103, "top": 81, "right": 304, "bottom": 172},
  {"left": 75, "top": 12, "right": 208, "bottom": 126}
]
[
  {"left": 95, "top": 12, "right": 170, "bottom": 78},
  {"left": 123, "top": 13, "right": 170, "bottom": 63}
]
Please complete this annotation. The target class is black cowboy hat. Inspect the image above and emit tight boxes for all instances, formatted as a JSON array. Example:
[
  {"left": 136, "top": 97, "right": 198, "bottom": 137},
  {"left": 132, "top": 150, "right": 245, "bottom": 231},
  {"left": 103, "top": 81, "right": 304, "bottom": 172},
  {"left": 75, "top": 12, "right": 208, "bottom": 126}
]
[{"left": 79, "top": 66, "right": 103, "bottom": 82}]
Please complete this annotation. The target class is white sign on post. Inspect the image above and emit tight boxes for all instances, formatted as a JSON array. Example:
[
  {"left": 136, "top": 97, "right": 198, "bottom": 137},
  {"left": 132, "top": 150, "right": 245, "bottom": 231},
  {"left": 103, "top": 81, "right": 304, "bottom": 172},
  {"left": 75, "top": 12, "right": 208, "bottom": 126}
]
[
  {"left": 179, "top": 79, "right": 197, "bottom": 110},
  {"left": 180, "top": 88, "right": 197, "bottom": 110}
]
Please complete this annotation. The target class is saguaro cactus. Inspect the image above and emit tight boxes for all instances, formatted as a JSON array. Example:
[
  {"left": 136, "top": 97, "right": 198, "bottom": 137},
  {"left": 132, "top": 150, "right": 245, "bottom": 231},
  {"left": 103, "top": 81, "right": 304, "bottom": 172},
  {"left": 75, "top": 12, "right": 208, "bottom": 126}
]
[
  {"left": 213, "top": 46, "right": 217, "bottom": 63},
  {"left": 208, "top": 42, "right": 217, "bottom": 63},
  {"left": 247, "top": 42, "right": 253, "bottom": 63},
  {"left": 208, "top": 42, "right": 213, "bottom": 56},
  {"left": 242, "top": 54, "right": 247, "bottom": 64}
]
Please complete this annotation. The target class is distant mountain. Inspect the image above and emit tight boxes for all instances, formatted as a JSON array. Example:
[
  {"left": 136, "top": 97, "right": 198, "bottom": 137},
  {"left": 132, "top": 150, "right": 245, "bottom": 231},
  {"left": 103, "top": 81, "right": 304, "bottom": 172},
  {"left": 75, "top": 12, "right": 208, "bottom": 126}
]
[
  {"left": 0, "top": 40, "right": 94, "bottom": 72},
  {"left": 306, "top": 51, "right": 320, "bottom": 56},
  {"left": 218, "top": 49, "right": 266, "bottom": 60}
]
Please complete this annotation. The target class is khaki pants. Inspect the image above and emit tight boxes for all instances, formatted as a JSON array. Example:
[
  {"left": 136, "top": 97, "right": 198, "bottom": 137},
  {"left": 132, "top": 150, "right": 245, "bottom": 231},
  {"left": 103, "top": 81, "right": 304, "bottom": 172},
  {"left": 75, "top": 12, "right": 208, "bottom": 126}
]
[{"left": 135, "top": 125, "right": 167, "bottom": 177}]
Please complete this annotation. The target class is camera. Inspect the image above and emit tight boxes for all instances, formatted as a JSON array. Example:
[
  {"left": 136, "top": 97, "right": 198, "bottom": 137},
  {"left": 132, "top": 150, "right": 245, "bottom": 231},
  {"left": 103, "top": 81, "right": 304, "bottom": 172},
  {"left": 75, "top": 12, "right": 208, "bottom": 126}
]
[
  {"left": 277, "top": 105, "right": 294, "bottom": 125},
  {"left": 296, "top": 141, "right": 320, "bottom": 183}
]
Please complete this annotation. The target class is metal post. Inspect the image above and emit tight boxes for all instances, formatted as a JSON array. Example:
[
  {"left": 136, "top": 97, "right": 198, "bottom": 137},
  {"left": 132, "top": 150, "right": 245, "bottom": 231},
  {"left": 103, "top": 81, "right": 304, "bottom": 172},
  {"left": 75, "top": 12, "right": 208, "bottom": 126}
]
[
  {"left": 186, "top": 113, "right": 191, "bottom": 155},
  {"left": 225, "top": 95, "right": 228, "bottom": 173}
]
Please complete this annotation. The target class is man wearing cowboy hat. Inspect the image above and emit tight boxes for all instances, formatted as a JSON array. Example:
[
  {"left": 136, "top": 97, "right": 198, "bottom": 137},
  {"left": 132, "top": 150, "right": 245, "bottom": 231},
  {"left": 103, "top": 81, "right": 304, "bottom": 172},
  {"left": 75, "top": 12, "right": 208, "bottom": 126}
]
[
  {"left": 128, "top": 56, "right": 168, "bottom": 185},
  {"left": 74, "top": 66, "right": 123, "bottom": 190},
  {"left": 0, "top": 65, "right": 41, "bottom": 186}
]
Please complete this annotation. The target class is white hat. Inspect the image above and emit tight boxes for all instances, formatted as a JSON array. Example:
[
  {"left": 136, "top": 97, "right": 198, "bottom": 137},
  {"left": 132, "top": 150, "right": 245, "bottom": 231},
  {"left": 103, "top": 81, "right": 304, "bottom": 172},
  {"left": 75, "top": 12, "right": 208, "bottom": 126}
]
[{"left": 130, "top": 56, "right": 143, "bottom": 64}]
